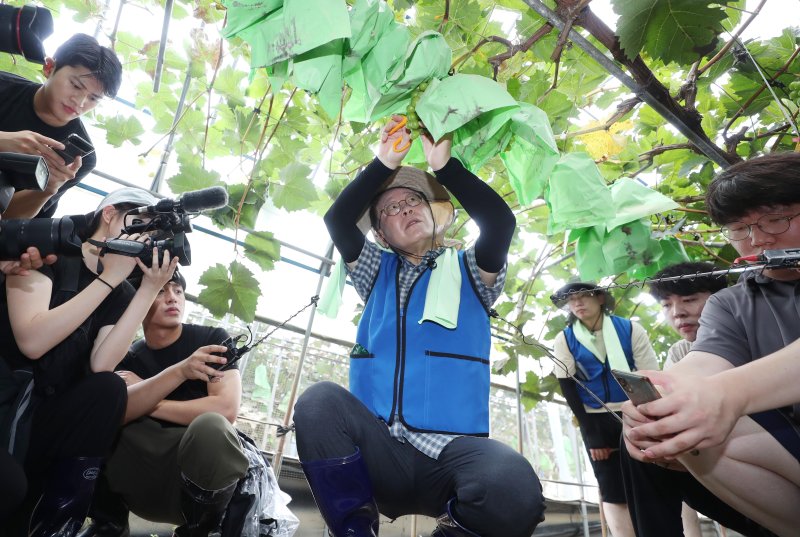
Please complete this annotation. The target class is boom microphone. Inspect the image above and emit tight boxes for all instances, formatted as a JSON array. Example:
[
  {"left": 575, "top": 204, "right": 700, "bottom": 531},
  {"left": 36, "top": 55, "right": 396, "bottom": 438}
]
[{"left": 130, "top": 186, "right": 229, "bottom": 214}]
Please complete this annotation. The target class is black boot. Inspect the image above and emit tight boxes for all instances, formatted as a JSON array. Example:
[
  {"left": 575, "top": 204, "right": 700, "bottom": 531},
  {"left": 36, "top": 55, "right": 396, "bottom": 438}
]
[
  {"left": 75, "top": 474, "right": 130, "bottom": 537},
  {"left": 28, "top": 457, "right": 103, "bottom": 537},
  {"left": 430, "top": 499, "right": 480, "bottom": 537},
  {"left": 300, "top": 447, "right": 379, "bottom": 537},
  {"left": 172, "top": 474, "right": 237, "bottom": 537}
]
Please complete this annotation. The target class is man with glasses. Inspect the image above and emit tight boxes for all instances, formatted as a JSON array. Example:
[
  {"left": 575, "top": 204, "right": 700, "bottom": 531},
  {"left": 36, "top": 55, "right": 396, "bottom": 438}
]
[
  {"left": 0, "top": 33, "right": 122, "bottom": 218},
  {"left": 292, "top": 115, "right": 544, "bottom": 537},
  {"left": 621, "top": 151, "right": 800, "bottom": 536}
]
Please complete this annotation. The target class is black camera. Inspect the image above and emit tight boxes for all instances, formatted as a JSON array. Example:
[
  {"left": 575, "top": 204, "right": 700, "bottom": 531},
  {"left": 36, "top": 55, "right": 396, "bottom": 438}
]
[
  {"left": 0, "top": 5, "right": 53, "bottom": 63},
  {"left": 209, "top": 333, "right": 251, "bottom": 373},
  {"left": 0, "top": 186, "right": 227, "bottom": 264},
  {"left": 0, "top": 152, "right": 50, "bottom": 214},
  {"left": 0, "top": 215, "right": 83, "bottom": 260},
  {"left": 95, "top": 232, "right": 192, "bottom": 266},
  {"left": 91, "top": 186, "right": 229, "bottom": 266}
]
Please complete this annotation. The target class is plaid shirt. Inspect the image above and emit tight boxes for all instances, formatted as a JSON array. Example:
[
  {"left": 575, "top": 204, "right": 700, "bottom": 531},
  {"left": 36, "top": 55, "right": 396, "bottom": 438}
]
[{"left": 347, "top": 240, "right": 506, "bottom": 459}]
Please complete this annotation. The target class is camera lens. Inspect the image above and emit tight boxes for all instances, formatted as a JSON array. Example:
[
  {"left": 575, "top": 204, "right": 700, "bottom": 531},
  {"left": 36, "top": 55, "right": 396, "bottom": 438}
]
[
  {"left": 0, "top": 217, "right": 82, "bottom": 260},
  {"left": 0, "top": 5, "right": 54, "bottom": 63}
]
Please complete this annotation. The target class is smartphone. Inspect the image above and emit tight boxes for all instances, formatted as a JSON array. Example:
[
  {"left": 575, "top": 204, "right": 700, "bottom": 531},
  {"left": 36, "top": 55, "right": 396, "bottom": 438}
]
[
  {"left": 611, "top": 370, "right": 662, "bottom": 405},
  {"left": 53, "top": 133, "right": 94, "bottom": 165}
]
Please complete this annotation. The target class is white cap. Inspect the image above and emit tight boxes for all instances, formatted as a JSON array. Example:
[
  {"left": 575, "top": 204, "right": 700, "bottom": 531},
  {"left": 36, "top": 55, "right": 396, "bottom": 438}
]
[{"left": 94, "top": 187, "right": 159, "bottom": 215}]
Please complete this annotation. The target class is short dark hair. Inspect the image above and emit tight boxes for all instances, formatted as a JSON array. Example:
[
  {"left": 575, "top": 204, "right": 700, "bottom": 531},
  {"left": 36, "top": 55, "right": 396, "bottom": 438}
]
[
  {"left": 130, "top": 269, "right": 186, "bottom": 293},
  {"left": 648, "top": 261, "right": 727, "bottom": 301},
  {"left": 368, "top": 186, "right": 428, "bottom": 230},
  {"left": 53, "top": 34, "right": 122, "bottom": 98},
  {"left": 705, "top": 152, "right": 800, "bottom": 225},
  {"left": 170, "top": 268, "right": 187, "bottom": 290}
]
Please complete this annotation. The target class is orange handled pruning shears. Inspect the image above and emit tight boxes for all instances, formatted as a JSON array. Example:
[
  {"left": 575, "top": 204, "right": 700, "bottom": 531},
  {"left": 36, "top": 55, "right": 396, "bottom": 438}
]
[{"left": 388, "top": 116, "right": 411, "bottom": 152}]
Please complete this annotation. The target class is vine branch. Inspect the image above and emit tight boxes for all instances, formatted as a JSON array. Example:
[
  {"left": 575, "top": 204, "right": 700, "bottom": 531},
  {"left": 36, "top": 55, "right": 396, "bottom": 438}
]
[
  {"left": 438, "top": 0, "right": 450, "bottom": 33},
  {"left": 451, "top": 24, "right": 554, "bottom": 79},
  {"left": 697, "top": 0, "right": 767, "bottom": 76},
  {"left": 721, "top": 45, "right": 800, "bottom": 141}
]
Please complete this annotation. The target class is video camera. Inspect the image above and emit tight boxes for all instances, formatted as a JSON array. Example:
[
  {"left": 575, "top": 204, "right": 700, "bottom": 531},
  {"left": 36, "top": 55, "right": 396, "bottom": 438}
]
[
  {"left": 0, "top": 5, "right": 53, "bottom": 63},
  {"left": 0, "top": 186, "right": 229, "bottom": 265}
]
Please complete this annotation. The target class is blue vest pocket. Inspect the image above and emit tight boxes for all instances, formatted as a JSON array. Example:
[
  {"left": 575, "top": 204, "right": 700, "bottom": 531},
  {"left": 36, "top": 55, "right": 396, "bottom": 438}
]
[
  {"left": 400, "top": 349, "right": 490, "bottom": 433},
  {"left": 424, "top": 350, "right": 490, "bottom": 365}
]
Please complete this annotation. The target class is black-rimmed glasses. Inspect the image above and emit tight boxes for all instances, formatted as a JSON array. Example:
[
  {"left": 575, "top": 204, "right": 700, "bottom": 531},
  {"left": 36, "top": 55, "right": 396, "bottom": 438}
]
[
  {"left": 380, "top": 193, "right": 424, "bottom": 217},
  {"left": 720, "top": 212, "right": 800, "bottom": 241}
]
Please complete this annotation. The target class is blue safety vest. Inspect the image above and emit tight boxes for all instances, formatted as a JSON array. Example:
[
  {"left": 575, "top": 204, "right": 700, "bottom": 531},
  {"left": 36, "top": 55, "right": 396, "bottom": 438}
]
[
  {"left": 564, "top": 316, "right": 635, "bottom": 408},
  {"left": 351, "top": 250, "right": 491, "bottom": 435}
]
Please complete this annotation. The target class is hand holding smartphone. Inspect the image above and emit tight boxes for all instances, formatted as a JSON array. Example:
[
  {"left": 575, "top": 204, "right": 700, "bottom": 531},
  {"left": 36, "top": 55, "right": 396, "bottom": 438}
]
[
  {"left": 53, "top": 133, "right": 94, "bottom": 165},
  {"left": 611, "top": 370, "right": 662, "bottom": 406}
]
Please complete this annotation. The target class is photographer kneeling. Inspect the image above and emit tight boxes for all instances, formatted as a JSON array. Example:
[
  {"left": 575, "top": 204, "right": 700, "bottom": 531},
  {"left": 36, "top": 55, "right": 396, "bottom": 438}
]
[{"left": 0, "top": 187, "right": 178, "bottom": 537}]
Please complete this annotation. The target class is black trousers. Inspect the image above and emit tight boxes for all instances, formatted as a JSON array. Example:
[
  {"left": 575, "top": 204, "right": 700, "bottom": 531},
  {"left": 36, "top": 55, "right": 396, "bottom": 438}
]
[
  {"left": 293, "top": 381, "right": 545, "bottom": 537},
  {"left": 619, "top": 442, "right": 777, "bottom": 537},
  {"left": 4, "top": 372, "right": 127, "bottom": 537},
  {"left": 0, "top": 449, "right": 26, "bottom": 523}
]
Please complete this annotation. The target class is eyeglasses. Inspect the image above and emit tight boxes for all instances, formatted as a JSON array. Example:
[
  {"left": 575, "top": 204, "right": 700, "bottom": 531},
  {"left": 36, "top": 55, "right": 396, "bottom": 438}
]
[
  {"left": 566, "top": 291, "right": 598, "bottom": 303},
  {"left": 720, "top": 212, "right": 800, "bottom": 241},
  {"left": 380, "top": 193, "right": 424, "bottom": 217}
]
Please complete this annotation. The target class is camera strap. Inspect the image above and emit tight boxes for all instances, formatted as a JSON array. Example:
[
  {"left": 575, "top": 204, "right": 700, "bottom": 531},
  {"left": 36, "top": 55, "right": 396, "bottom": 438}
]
[{"left": 217, "top": 296, "right": 320, "bottom": 370}]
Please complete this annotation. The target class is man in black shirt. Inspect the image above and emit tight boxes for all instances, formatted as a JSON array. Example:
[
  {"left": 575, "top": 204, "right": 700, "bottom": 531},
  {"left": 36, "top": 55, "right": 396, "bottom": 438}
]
[
  {"left": 81, "top": 271, "right": 248, "bottom": 537},
  {"left": 0, "top": 33, "right": 121, "bottom": 218}
]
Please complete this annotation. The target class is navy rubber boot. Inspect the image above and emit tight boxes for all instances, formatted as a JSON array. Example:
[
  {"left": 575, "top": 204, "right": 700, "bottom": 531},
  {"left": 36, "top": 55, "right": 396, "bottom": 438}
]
[
  {"left": 29, "top": 457, "right": 103, "bottom": 537},
  {"left": 300, "top": 447, "right": 379, "bottom": 537},
  {"left": 75, "top": 475, "right": 130, "bottom": 537},
  {"left": 172, "top": 474, "right": 237, "bottom": 537},
  {"left": 430, "top": 499, "right": 481, "bottom": 537}
]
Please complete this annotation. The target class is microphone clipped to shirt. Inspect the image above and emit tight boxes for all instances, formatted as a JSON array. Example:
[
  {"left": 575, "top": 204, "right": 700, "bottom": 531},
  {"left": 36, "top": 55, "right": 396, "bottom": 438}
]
[{"left": 129, "top": 186, "right": 229, "bottom": 215}]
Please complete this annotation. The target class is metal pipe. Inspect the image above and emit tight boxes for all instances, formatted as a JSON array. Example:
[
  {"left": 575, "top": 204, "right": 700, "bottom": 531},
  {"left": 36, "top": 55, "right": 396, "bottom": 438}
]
[
  {"left": 271, "top": 241, "right": 335, "bottom": 477},
  {"left": 515, "top": 359, "right": 524, "bottom": 454},
  {"left": 151, "top": 63, "right": 193, "bottom": 191},
  {"left": 153, "top": 0, "right": 174, "bottom": 93},
  {"left": 568, "top": 423, "right": 592, "bottom": 537},
  {"left": 523, "top": 0, "right": 732, "bottom": 169}
]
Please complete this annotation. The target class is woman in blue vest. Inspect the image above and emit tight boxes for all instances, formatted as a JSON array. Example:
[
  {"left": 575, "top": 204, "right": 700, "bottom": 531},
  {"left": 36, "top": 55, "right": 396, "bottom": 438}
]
[
  {"left": 551, "top": 282, "right": 658, "bottom": 537},
  {"left": 292, "top": 115, "right": 545, "bottom": 537}
]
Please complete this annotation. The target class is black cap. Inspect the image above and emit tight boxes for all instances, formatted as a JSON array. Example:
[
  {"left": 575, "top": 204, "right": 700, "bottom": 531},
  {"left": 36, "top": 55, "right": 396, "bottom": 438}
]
[{"left": 551, "top": 281, "right": 614, "bottom": 310}]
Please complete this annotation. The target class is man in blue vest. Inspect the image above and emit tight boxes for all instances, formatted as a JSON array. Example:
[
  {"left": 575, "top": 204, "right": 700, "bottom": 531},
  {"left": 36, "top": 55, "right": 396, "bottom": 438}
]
[
  {"left": 292, "top": 115, "right": 545, "bottom": 536},
  {"left": 551, "top": 281, "right": 658, "bottom": 537}
]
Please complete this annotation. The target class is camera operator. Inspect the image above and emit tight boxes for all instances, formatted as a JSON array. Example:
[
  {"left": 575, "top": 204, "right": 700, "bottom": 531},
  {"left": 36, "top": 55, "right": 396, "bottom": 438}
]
[
  {"left": 0, "top": 193, "right": 56, "bottom": 525},
  {"left": 0, "top": 33, "right": 122, "bottom": 218},
  {"left": 0, "top": 187, "right": 178, "bottom": 537}
]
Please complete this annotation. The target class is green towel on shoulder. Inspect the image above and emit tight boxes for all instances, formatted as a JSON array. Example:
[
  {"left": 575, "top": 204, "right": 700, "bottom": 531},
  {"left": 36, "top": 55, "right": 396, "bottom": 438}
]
[
  {"left": 419, "top": 247, "right": 461, "bottom": 329},
  {"left": 317, "top": 255, "right": 347, "bottom": 318},
  {"left": 573, "top": 314, "right": 631, "bottom": 372},
  {"left": 318, "top": 246, "right": 462, "bottom": 329}
]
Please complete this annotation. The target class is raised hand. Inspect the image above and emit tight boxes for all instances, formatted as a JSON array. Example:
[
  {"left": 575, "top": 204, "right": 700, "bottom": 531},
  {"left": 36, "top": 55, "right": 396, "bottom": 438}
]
[
  {"left": 97, "top": 233, "right": 149, "bottom": 286},
  {"left": 377, "top": 115, "right": 412, "bottom": 169},
  {"left": 135, "top": 247, "right": 179, "bottom": 294},
  {"left": 420, "top": 130, "right": 452, "bottom": 171}
]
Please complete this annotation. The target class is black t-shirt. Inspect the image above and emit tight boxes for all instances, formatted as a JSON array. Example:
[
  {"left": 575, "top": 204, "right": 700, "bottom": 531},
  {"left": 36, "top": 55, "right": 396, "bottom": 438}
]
[
  {"left": 119, "top": 324, "right": 234, "bottom": 402},
  {"left": 0, "top": 257, "right": 135, "bottom": 393},
  {"left": 0, "top": 71, "right": 97, "bottom": 217}
]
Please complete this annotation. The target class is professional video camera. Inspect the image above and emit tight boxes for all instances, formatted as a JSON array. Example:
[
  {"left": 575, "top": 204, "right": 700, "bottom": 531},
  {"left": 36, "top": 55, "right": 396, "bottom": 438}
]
[
  {"left": 91, "top": 186, "right": 228, "bottom": 266},
  {"left": 0, "top": 186, "right": 229, "bottom": 264},
  {"left": 0, "top": 4, "right": 53, "bottom": 63}
]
